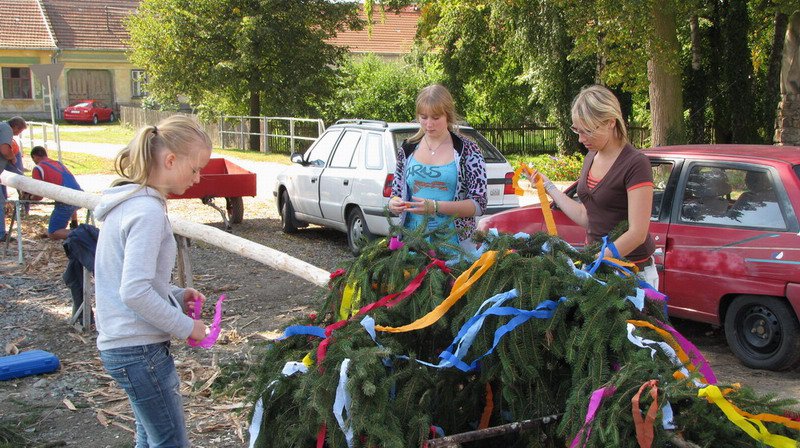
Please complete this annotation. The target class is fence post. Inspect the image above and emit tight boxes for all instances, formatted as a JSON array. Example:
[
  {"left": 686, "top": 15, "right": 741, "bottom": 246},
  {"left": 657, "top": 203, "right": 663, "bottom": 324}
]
[
  {"left": 264, "top": 118, "right": 270, "bottom": 153},
  {"left": 289, "top": 119, "right": 295, "bottom": 154}
]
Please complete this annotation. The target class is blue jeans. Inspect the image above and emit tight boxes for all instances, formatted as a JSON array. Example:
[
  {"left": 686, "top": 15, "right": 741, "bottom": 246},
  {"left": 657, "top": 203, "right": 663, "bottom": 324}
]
[{"left": 99, "top": 342, "right": 189, "bottom": 447}]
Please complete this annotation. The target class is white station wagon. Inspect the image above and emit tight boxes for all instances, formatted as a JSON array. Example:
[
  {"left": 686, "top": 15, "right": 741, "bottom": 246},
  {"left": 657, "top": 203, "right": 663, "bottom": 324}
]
[{"left": 273, "top": 120, "right": 519, "bottom": 254}]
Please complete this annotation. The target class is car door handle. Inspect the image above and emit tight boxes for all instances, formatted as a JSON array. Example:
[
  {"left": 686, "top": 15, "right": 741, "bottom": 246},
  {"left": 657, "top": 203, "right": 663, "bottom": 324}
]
[
  {"left": 311, "top": 177, "right": 317, "bottom": 183},
  {"left": 343, "top": 180, "right": 349, "bottom": 186}
]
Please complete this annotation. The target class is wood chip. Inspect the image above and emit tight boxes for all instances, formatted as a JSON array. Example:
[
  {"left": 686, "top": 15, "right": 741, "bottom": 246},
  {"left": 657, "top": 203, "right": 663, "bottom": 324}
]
[
  {"left": 63, "top": 398, "right": 77, "bottom": 411},
  {"left": 111, "top": 421, "right": 135, "bottom": 433},
  {"left": 96, "top": 410, "right": 109, "bottom": 427},
  {"left": 68, "top": 332, "right": 88, "bottom": 345},
  {"left": 4, "top": 336, "right": 25, "bottom": 355},
  {"left": 211, "top": 402, "right": 245, "bottom": 411},
  {"left": 193, "top": 371, "right": 220, "bottom": 396}
]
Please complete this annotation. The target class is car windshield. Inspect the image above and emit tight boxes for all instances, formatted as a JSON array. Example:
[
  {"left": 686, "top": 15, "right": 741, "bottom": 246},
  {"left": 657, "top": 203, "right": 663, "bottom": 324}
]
[
  {"left": 72, "top": 102, "right": 91, "bottom": 108},
  {"left": 391, "top": 128, "right": 507, "bottom": 163}
]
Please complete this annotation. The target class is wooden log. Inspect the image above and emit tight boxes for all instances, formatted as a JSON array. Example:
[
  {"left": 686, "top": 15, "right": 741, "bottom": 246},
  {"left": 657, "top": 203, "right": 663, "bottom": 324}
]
[
  {"left": 426, "top": 414, "right": 562, "bottom": 447},
  {"left": 1, "top": 172, "right": 331, "bottom": 287}
]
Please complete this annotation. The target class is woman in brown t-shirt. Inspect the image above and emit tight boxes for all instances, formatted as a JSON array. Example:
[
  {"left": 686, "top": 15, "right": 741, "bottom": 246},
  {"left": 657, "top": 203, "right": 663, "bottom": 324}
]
[{"left": 527, "top": 85, "right": 658, "bottom": 288}]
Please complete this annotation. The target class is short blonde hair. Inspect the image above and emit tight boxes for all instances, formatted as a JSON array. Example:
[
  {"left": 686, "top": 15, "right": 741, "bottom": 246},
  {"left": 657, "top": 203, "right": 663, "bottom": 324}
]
[
  {"left": 408, "top": 84, "right": 459, "bottom": 144},
  {"left": 571, "top": 85, "right": 628, "bottom": 142},
  {"left": 113, "top": 115, "right": 211, "bottom": 187}
]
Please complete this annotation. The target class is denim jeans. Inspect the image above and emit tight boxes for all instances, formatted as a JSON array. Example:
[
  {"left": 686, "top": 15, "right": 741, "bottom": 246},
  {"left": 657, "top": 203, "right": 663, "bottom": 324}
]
[{"left": 99, "top": 342, "right": 189, "bottom": 447}]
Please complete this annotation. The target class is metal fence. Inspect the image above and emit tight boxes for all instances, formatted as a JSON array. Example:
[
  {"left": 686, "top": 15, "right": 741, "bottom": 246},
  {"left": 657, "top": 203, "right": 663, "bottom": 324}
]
[
  {"left": 21, "top": 121, "right": 63, "bottom": 162},
  {"left": 119, "top": 107, "right": 325, "bottom": 154},
  {"left": 218, "top": 116, "right": 324, "bottom": 154},
  {"left": 472, "top": 123, "right": 653, "bottom": 155}
]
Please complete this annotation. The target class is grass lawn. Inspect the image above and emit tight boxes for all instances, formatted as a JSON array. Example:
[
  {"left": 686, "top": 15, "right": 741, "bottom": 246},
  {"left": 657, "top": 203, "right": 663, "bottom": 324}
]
[
  {"left": 53, "top": 122, "right": 135, "bottom": 145},
  {"left": 48, "top": 122, "right": 292, "bottom": 165},
  {"left": 19, "top": 151, "right": 116, "bottom": 176}
]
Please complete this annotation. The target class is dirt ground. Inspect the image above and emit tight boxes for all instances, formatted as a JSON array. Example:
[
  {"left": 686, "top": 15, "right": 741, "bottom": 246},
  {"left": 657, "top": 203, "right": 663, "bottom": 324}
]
[{"left": 1, "top": 190, "right": 799, "bottom": 447}]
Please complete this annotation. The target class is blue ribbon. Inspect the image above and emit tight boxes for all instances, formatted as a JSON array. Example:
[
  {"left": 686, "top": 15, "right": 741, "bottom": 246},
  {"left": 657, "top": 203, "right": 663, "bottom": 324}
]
[{"left": 278, "top": 325, "right": 326, "bottom": 340}]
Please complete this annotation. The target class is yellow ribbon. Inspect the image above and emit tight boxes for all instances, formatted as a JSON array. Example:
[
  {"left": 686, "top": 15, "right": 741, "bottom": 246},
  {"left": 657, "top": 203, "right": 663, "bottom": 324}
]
[
  {"left": 698, "top": 385, "right": 799, "bottom": 448},
  {"left": 511, "top": 163, "right": 557, "bottom": 236},
  {"left": 534, "top": 175, "right": 558, "bottom": 236},
  {"left": 375, "top": 251, "right": 500, "bottom": 333},
  {"left": 339, "top": 281, "right": 361, "bottom": 320}
]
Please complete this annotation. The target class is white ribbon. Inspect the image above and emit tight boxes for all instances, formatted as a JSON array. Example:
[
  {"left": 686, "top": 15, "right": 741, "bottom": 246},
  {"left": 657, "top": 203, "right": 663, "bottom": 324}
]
[{"left": 333, "top": 358, "right": 354, "bottom": 447}]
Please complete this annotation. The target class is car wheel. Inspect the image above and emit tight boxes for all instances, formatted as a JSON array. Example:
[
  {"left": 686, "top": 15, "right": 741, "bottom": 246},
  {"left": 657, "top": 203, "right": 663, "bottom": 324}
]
[
  {"left": 92, "top": 115, "right": 98, "bottom": 125},
  {"left": 346, "top": 207, "right": 373, "bottom": 255},
  {"left": 109, "top": 113, "right": 115, "bottom": 122},
  {"left": 225, "top": 197, "right": 244, "bottom": 224},
  {"left": 280, "top": 191, "right": 299, "bottom": 234},
  {"left": 724, "top": 295, "right": 800, "bottom": 371}
]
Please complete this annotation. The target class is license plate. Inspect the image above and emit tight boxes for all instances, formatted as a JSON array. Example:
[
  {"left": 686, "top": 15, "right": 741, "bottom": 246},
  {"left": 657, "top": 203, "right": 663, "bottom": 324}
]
[
  {"left": 70, "top": 111, "right": 80, "bottom": 114},
  {"left": 488, "top": 185, "right": 503, "bottom": 204}
]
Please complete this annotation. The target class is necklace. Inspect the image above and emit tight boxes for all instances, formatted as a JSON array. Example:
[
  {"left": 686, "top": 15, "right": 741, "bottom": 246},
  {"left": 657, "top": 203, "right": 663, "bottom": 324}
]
[{"left": 424, "top": 135, "right": 449, "bottom": 155}]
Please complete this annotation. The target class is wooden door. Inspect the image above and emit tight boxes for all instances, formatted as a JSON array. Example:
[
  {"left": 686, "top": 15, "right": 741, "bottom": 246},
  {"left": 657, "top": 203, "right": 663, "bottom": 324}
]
[{"left": 66, "top": 69, "right": 113, "bottom": 106}]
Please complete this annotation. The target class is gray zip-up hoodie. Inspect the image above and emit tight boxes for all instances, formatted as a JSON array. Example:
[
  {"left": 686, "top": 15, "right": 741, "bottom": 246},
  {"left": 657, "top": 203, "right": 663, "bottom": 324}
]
[{"left": 94, "top": 183, "right": 194, "bottom": 351}]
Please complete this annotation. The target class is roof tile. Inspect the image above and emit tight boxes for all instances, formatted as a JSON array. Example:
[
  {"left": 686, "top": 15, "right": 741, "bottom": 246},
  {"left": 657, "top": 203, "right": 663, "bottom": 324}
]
[
  {"left": 41, "top": 0, "right": 138, "bottom": 50},
  {"left": 0, "top": 0, "right": 57, "bottom": 49},
  {"left": 328, "top": 6, "right": 420, "bottom": 55}
]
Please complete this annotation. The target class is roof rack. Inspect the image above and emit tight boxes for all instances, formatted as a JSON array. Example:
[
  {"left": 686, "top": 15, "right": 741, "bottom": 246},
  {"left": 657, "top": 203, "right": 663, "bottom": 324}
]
[{"left": 333, "top": 119, "right": 389, "bottom": 127}]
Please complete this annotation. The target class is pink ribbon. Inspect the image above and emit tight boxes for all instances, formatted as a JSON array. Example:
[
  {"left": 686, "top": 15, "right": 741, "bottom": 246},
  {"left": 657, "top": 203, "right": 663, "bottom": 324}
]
[
  {"left": 388, "top": 236, "right": 405, "bottom": 250},
  {"left": 656, "top": 319, "right": 717, "bottom": 384},
  {"left": 644, "top": 288, "right": 667, "bottom": 301},
  {"left": 570, "top": 385, "right": 617, "bottom": 448},
  {"left": 187, "top": 294, "right": 225, "bottom": 349}
]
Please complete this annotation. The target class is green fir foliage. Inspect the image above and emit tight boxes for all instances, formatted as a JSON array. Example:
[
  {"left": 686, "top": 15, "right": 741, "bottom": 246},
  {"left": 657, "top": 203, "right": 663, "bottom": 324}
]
[{"left": 249, "top": 228, "right": 799, "bottom": 447}]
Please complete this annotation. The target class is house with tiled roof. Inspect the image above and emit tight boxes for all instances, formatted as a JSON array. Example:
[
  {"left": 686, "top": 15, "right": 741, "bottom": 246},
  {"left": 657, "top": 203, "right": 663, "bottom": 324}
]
[
  {"left": 0, "top": 0, "right": 141, "bottom": 119},
  {"left": 1, "top": 1, "right": 421, "bottom": 118},
  {"left": 328, "top": 5, "right": 420, "bottom": 59}
]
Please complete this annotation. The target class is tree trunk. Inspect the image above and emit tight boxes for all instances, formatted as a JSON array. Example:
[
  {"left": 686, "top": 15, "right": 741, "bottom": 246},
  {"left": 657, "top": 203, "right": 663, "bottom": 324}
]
[
  {"left": 708, "top": 1, "right": 730, "bottom": 143},
  {"left": 687, "top": 14, "right": 707, "bottom": 143},
  {"left": 648, "top": 0, "right": 685, "bottom": 146},
  {"left": 766, "top": 12, "right": 789, "bottom": 137},
  {"left": 724, "top": 0, "right": 757, "bottom": 143},
  {"left": 249, "top": 90, "right": 261, "bottom": 151}
]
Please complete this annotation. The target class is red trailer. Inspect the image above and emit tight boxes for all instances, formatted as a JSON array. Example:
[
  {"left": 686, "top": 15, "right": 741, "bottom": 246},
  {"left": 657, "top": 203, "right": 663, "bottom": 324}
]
[{"left": 168, "top": 158, "right": 257, "bottom": 229}]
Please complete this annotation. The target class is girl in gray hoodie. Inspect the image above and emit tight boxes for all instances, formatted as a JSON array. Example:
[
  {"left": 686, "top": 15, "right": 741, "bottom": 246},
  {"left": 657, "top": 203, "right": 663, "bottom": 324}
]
[{"left": 94, "top": 115, "right": 212, "bottom": 447}]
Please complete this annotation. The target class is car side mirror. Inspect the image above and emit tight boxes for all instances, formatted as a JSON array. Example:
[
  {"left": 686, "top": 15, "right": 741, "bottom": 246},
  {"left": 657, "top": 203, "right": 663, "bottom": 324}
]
[{"left": 290, "top": 153, "right": 305, "bottom": 165}]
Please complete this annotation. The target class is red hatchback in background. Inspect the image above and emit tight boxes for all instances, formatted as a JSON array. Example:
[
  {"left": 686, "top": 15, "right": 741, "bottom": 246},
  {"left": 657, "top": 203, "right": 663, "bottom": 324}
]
[
  {"left": 478, "top": 145, "right": 800, "bottom": 371},
  {"left": 63, "top": 100, "right": 115, "bottom": 124}
]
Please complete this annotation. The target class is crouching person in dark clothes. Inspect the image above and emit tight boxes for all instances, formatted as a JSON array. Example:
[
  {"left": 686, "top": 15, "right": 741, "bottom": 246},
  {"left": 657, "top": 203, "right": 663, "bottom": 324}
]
[
  {"left": 27, "top": 146, "right": 83, "bottom": 240},
  {"left": 63, "top": 224, "right": 99, "bottom": 323}
]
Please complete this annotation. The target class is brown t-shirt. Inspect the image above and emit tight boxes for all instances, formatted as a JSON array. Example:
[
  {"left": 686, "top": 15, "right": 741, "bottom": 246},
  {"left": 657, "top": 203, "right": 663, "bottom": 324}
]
[{"left": 576, "top": 144, "right": 655, "bottom": 262}]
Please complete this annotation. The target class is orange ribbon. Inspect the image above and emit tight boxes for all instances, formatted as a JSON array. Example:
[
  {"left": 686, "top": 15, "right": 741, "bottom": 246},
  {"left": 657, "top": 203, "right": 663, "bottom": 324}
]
[
  {"left": 631, "top": 380, "right": 659, "bottom": 448},
  {"left": 479, "top": 383, "right": 493, "bottom": 429}
]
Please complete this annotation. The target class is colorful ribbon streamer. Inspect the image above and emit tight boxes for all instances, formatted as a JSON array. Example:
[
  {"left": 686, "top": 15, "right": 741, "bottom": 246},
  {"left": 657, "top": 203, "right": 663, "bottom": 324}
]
[
  {"left": 698, "top": 385, "right": 799, "bottom": 448},
  {"left": 375, "top": 250, "right": 501, "bottom": 333},
  {"left": 631, "top": 380, "right": 659, "bottom": 448},
  {"left": 570, "top": 385, "right": 617, "bottom": 448},
  {"left": 187, "top": 294, "right": 225, "bottom": 349},
  {"left": 333, "top": 358, "right": 354, "bottom": 447}
]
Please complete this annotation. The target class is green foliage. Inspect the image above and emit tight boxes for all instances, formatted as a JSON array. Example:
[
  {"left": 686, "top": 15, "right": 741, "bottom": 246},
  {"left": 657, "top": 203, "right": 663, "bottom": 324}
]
[
  {"left": 126, "top": 0, "right": 360, "bottom": 118},
  {"left": 319, "top": 54, "right": 440, "bottom": 123},
  {"left": 248, "top": 227, "right": 799, "bottom": 447},
  {"left": 506, "top": 153, "right": 584, "bottom": 182}
]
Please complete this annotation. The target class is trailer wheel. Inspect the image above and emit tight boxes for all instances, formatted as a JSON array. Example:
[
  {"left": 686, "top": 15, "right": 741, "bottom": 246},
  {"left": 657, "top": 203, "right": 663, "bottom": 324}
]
[{"left": 226, "top": 197, "right": 244, "bottom": 224}]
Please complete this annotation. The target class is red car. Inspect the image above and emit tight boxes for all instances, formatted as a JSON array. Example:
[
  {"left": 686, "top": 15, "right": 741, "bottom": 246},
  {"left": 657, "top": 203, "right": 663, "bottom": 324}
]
[
  {"left": 478, "top": 145, "right": 800, "bottom": 371},
  {"left": 63, "top": 100, "right": 115, "bottom": 124}
]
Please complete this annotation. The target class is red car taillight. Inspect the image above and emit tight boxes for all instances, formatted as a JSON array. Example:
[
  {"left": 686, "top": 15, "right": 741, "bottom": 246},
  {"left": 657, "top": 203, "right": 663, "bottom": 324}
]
[
  {"left": 503, "top": 172, "right": 515, "bottom": 195},
  {"left": 383, "top": 174, "right": 394, "bottom": 197}
]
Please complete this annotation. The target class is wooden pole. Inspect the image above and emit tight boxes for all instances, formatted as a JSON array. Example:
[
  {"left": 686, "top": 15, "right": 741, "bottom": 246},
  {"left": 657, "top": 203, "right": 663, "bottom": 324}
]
[
  {"left": 426, "top": 414, "right": 562, "bottom": 447},
  {"left": 0, "top": 172, "right": 331, "bottom": 288}
]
